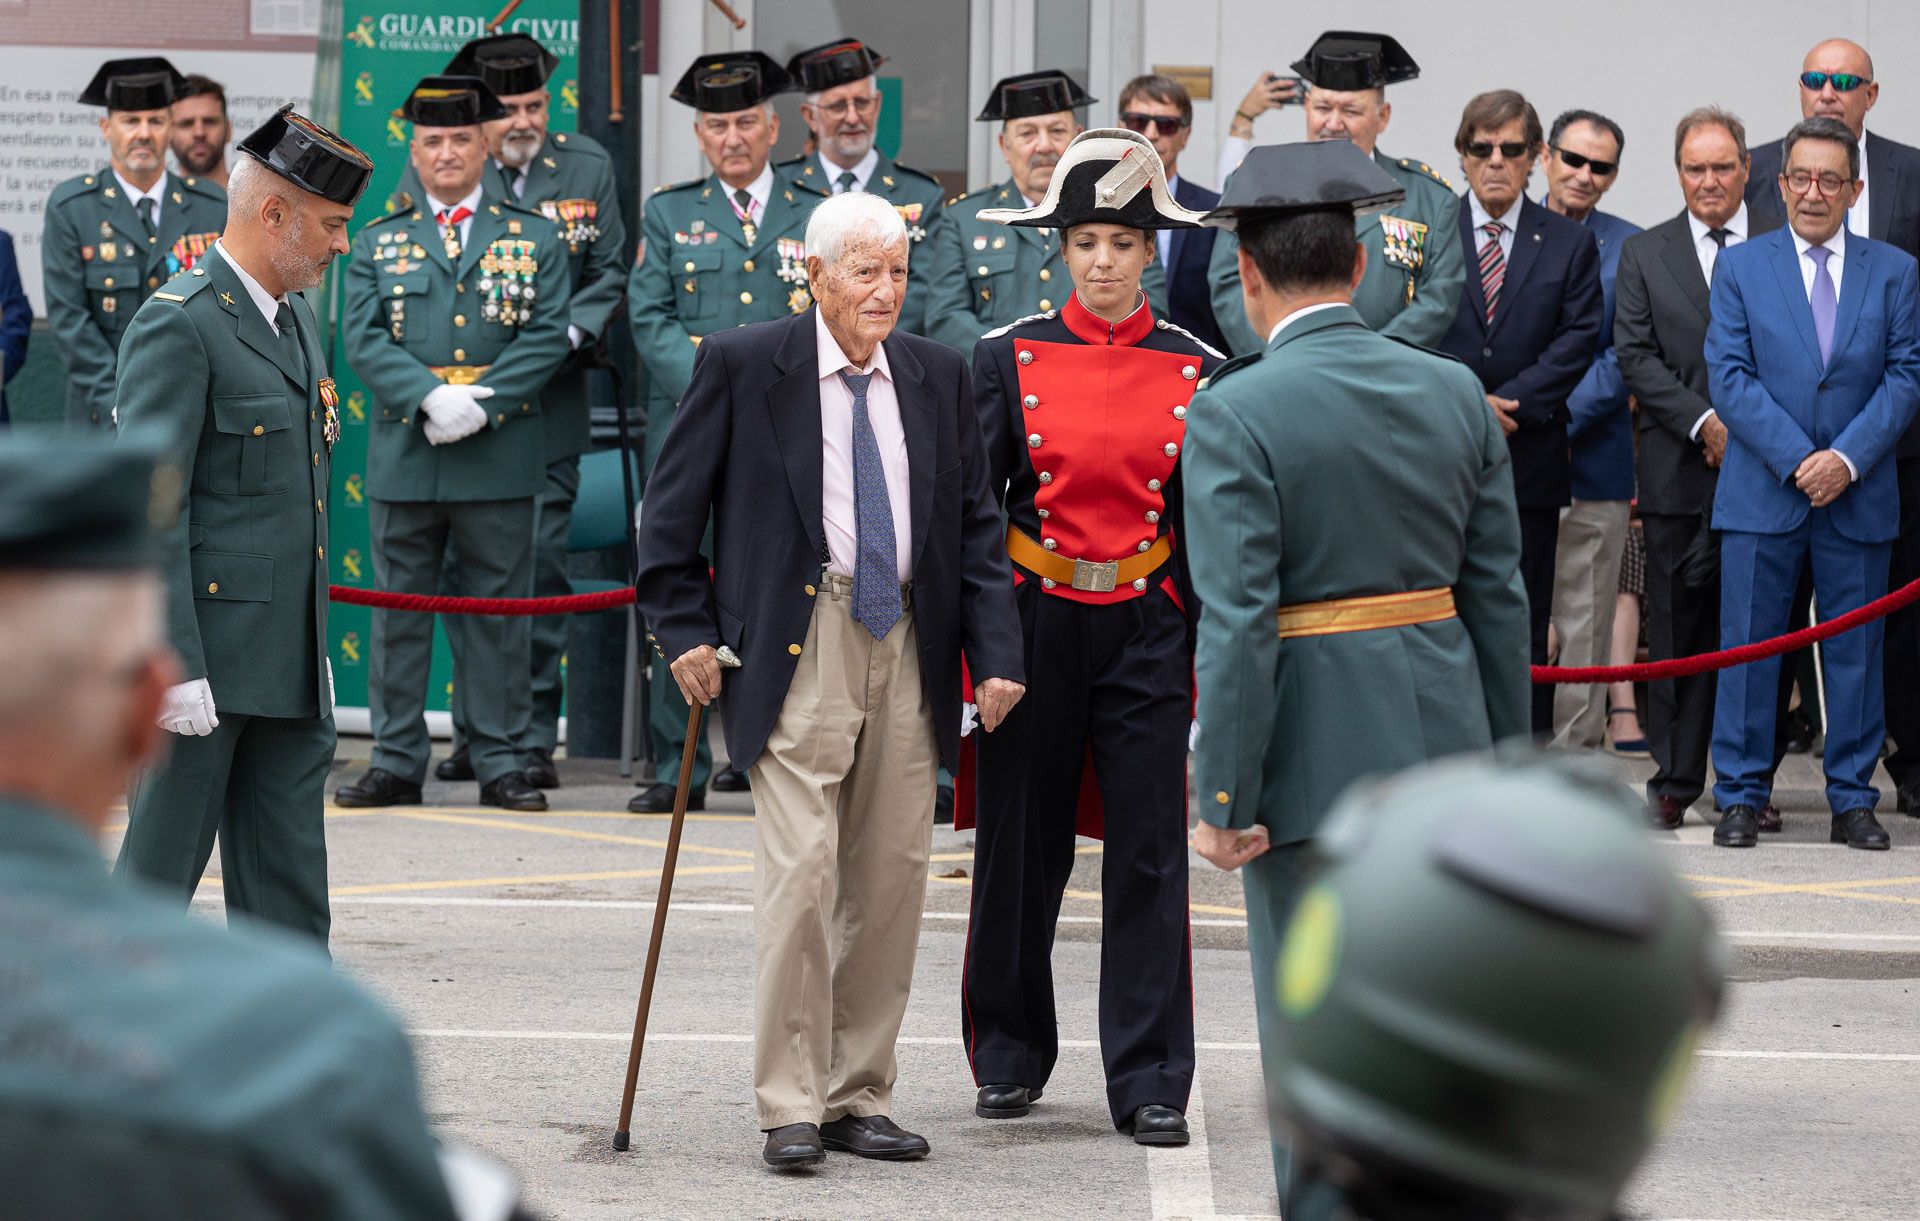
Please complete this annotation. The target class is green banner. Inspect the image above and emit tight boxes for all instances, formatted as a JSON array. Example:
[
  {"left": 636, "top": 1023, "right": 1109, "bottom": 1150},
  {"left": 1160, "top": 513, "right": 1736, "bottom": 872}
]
[{"left": 326, "top": 3, "right": 580, "bottom": 713}]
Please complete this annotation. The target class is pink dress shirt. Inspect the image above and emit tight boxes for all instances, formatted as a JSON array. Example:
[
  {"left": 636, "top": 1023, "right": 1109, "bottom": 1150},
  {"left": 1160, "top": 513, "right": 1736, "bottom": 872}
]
[{"left": 816, "top": 308, "right": 913, "bottom": 581}]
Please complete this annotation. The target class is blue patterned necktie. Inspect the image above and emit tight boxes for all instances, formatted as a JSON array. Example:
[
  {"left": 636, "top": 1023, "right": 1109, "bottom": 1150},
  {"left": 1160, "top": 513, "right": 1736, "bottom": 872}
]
[
  {"left": 1807, "top": 244, "right": 1837, "bottom": 366},
  {"left": 839, "top": 369, "right": 901, "bottom": 640}
]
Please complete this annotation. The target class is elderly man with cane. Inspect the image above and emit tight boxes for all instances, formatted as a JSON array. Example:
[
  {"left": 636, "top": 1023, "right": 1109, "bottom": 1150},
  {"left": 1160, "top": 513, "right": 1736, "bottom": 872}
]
[{"left": 634, "top": 190, "right": 1024, "bottom": 1169}]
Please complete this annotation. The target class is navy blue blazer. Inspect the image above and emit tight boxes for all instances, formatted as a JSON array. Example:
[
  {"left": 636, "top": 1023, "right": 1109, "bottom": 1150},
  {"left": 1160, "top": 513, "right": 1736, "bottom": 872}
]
[
  {"left": 1437, "top": 195, "right": 1605, "bottom": 509},
  {"left": 1164, "top": 176, "right": 1226, "bottom": 354},
  {"left": 0, "top": 230, "right": 30, "bottom": 424},
  {"left": 634, "top": 308, "right": 1025, "bottom": 772},
  {"left": 1565, "top": 207, "right": 1642, "bottom": 501},
  {"left": 1705, "top": 226, "right": 1920, "bottom": 543}
]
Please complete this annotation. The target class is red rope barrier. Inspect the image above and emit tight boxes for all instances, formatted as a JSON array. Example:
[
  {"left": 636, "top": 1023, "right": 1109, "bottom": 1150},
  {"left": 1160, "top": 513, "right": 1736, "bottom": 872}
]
[
  {"left": 1533, "top": 575, "right": 1920, "bottom": 684},
  {"left": 328, "top": 584, "right": 635, "bottom": 616}
]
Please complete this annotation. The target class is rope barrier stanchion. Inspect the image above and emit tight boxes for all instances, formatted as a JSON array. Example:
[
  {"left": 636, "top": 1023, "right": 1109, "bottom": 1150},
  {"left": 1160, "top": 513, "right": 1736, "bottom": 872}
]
[{"left": 328, "top": 584, "right": 636, "bottom": 616}]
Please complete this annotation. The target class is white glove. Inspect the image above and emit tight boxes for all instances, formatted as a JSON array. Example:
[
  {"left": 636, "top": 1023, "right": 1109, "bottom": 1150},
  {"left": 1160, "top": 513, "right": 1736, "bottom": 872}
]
[
  {"left": 568, "top": 324, "right": 587, "bottom": 350},
  {"left": 420, "top": 384, "right": 494, "bottom": 446},
  {"left": 159, "top": 678, "right": 218, "bottom": 736},
  {"left": 326, "top": 658, "right": 336, "bottom": 709},
  {"left": 1188, "top": 718, "right": 1200, "bottom": 752},
  {"left": 960, "top": 702, "right": 978, "bottom": 738}
]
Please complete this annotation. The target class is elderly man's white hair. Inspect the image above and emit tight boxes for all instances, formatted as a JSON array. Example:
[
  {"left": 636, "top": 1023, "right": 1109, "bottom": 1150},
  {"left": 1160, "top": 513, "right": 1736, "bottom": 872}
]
[{"left": 806, "top": 191, "right": 908, "bottom": 267}]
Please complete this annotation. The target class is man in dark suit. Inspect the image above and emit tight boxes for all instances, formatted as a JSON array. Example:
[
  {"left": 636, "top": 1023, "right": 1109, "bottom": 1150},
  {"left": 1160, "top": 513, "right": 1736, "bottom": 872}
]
[
  {"left": 0, "top": 229, "right": 29, "bottom": 424},
  {"left": 1618, "top": 107, "right": 1787, "bottom": 830},
  {"left": 1115, "top": 73, "right": 1224, "bottom": 352},
  {"left": 635, "top": 191, "right": 1024, "bottom": 1169},
  {"left": 1438, "top": 89, "right": 1604, "bottom": 733},
  {"left": 1707, "top": 117, "right": 1920, "bottom": 850}
]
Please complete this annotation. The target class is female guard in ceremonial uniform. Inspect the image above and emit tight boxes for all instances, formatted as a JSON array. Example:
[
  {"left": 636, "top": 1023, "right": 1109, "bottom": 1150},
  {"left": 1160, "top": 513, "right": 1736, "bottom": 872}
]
[{"left": 961, "top": 129, "right": 1222, "bottom": 1145}]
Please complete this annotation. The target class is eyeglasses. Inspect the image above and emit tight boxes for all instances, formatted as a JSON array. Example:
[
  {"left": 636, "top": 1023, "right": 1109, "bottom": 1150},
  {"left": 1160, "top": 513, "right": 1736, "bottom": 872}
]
[
  {"left": 1784, "top": 169, "right": 1851, "bottom": 196},
  {"left": 1119, "top": 111, "right": 1189, "bottom": 135},
  {"left": 1464, "top": 140, "right": 1532, "bottom": 161},
  {"left": 1799, "top": 71, "right": 1871, "bottom": 92},
  {"left": 813, "top": 94, "right": 878, "bottom": 120},
  {"left": 1551, "top": 146, "right": 1617, "bottom": 176}
]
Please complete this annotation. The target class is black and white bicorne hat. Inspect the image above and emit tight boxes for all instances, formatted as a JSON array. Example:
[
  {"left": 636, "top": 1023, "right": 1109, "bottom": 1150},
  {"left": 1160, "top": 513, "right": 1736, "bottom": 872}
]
[{"left": 976, "top": 128, "right": 1208, "bottom": 231}]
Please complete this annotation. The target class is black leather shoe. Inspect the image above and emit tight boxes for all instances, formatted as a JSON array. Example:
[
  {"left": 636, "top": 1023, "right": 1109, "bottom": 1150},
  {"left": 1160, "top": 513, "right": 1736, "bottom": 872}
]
[
  {"left": 761, "top": 1123, "right": 825, "bottom": 1169},
  {"left": 1648, "top": 795, "right": 1686, "bottom": 830},
  {"left": 627, "top": 782, "right": 705, "bottom": 814},
  {"left": 819, "top": 1114, "right": 930, "bottom": 1161},
  {"left": 1833, "top": 808, "right": 1891, "bottom": 850},
  {"left": 1714, "top": 805, "right": 1760, "bottom": 848},
  {"left": 711, "top": 765, "right": 751, "bottom": 792},
  {"left": 934, "top": 784, "right": 954, "bottom": 826},
  {"left": 334, "top": 768, "right": 423, "bottom": 808},
  {"left": 1784, "top": 708, "right": 1816, "bottom": 754},
  {"left": 975, "top": 1084, "right": 1040, "bottom": 1118},
  {"left": 481, "top": 771, "right": 548, "bottom": 812},
  {"left": 524, "top": 747, "right": 559, "bottom": 790},
  {"left": 1756, "top": 803, "right": 1784, "bottom": 833},
  {"left": 1125, "top": 1104, "right": 1190, "bottom": 1147},
  {"left": 434, "top": 746, "right": 474, "bottom": 782},
  {"left": 1897, "top": 779, "right": 1920, "bottom": 816}
]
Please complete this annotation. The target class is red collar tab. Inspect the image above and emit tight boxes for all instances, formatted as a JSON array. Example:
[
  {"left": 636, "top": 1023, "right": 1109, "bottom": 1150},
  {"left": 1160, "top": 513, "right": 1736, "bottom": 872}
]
[{"left": 1062, "top": 290, "right": 1155, "bottom": 347}]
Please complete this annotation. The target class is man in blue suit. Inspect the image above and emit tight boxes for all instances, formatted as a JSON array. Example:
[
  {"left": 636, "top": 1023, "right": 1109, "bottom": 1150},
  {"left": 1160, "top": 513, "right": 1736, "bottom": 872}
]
[
  {"left": 1437, "top": 90, "right": 1605, "bottom": 734},
  {"left": 1114, "top": 73, "right": 1224, "bottom": 352},
  {"left": 0, "top": 229, "right": 31, "bottom": 424},
  {"left": 1541, "top": 109, "right": 1642, "bottom": 749},
  {"left": 1707, "top": 116, "right": 1920, "bottom": 850}
]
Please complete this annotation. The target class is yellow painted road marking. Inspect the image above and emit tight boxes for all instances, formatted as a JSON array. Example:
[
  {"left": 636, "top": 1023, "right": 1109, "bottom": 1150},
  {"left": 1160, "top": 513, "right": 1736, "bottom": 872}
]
[
  {"left": 329, "top": 863, "right": 753, "bottom": 896},
  {"left": 328, "top": 803, "right": 754, "bottom": 823},
  {"left": 376, "top": 809, "right": 755, "bottom": 858}
]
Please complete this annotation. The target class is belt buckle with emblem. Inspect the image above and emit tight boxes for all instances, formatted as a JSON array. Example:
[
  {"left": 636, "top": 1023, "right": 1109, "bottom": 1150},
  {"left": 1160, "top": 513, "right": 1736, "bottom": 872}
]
[{"left": 1071, "top": 558, "right": 1119, "bottom": 593}]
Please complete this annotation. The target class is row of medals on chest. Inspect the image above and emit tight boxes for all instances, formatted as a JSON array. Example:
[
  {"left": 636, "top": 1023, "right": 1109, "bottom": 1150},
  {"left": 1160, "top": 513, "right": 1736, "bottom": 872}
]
[{"left": 375, "top": 230, "right": 540, "bottom": 339}]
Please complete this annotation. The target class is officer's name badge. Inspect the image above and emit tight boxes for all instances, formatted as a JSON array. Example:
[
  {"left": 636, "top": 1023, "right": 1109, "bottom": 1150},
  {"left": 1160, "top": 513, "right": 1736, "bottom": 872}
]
[{"left": 1380, "top": 215, "right": 1429, "bottom": 270}]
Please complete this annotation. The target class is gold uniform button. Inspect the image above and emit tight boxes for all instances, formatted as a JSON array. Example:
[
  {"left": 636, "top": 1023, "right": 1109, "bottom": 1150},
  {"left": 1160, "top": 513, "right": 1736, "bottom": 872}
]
[
  {"left": 454, "top": 314, "right": 466, "bottom": 327},
  {"left": 1039, "top": 298, "right": 1052, "bottom": 311},
  {"left": 976, "top": 265, "right": 990, "bottom": 276},
  {"left": 739, "top": 291, "right": 753, "bottom": 305},
  {"left": 391, "top": 284, "right": 403, "bottom": 296},
  {"left": 1039, "top": 269, "right": 1052, "bottom": 282},
  {"left": 788, "top": 643, "right": 803, "bottom": 656},
  {"left": 743, "top": 259, "right": 755, "bottom": 272},
  {"left": 312, "top": 452, "right": 319, "bottom": 465},
  {"left": 804, "top": 584, "right": 817, "bottom": 596},
  {"left": 316, "top": 546, "right": 325, "bottom": 559},
  {"left": 104, "top": 277, "right": 115, "bottom": 288},
  {"left": 1215, "top": 791, "right": 1230, "bottom": 805},
  {"left": 251, "top": 425, "right": 264, "bottom": 436},
  {"left": 684, "top": 260, "right": 696, "bottom": 272},
  {"left": 147, "top": 276, "right": 159, "bottom": 288},
  {"left": 454, "top": 348, "right": 466, "bottom": 361},
  {"left": 317, "top": 500, "right": 325, "bottom": 513},
  {"left": 497, "top": 412, "right": 506, "bottom": 424},
  {"left": 457, "top": 283, "right": 466, "bottom": 294},
  {"left": 206, "top": 582, "right": 219, "bottom": 594}
]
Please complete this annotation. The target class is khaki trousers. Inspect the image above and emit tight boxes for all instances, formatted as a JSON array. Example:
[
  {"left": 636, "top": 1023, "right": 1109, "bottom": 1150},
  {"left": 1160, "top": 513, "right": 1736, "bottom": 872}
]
[
  {"left": 1550, "top": 498, "right": 1631, "bottom": 748},
  {"left": 748, "top": 574, "right": 938, "bottom": 1129}
]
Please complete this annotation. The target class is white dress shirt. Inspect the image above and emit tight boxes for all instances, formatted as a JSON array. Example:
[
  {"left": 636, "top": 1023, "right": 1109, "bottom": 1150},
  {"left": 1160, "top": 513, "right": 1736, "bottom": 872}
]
[
  {"left": 424, "top": 182, "right": 484, "bottom": 248},
  {"left": 213, "top": 240, "right": 289, "bottom": 334},
  {"left": 1791, "top": 226, "right": 1856, "bottom": 479},
  {"left": 817, "top": 308, "right": 913, "bottom": 581},
  {"left": 725, "top": 162, "right": 775, "bottom": 226},
  {"left": 818, "top": 146, "right": 880, "bottom": 194},
  {"left": 1158, "top": 175, "right": 1182, "bottom": 269},
  {"left": 113, "top": 168, "right": 165, "bottom": 232},
  {"left": 1850, "top": 131, "right": 1871, "bottom": 237},
  {"left": 1686, "top": 203, "right": 1749, "bottom": 439},
  {"left": 1469, "top": 192, "right": 1520, "bottom": 264},
  {"left": 1267, "top": 301, "right": 1348, "bottom": 345}
]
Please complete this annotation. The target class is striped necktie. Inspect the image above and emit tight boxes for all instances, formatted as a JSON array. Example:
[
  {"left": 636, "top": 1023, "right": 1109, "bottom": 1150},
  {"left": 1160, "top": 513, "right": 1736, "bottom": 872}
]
[{"left": 1478, "top": 220, "right": 1506, "bottom": 323}]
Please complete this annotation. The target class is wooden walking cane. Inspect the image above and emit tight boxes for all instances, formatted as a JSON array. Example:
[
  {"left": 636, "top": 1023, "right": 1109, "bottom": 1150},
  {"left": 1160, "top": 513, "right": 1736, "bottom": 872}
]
[{"left": 613, "top": 646, "right": 738, "bottom": 1151}]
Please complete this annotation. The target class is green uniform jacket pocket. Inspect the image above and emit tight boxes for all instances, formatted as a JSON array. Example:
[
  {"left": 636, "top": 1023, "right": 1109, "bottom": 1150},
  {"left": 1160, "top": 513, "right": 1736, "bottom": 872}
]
[
  {"left": 211, "top": 393, "right": 295, "bottom": 495},
  {"left": 191, "top": 550, "right": 273, "bottom": 602}
]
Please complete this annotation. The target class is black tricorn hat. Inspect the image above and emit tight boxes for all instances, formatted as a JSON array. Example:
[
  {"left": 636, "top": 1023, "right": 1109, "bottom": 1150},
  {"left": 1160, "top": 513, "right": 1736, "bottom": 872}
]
[
  {"left": 0, "top": 434, "right": 172, "bottom": 570},
  {"left": 237, "top": 105, "right": 374, "bottom": 207},
  {"left": 446, "top": 33, "right": 560, "bottom": 97},
  {"left": 978, "top": 129, "right": 1206, "bottom": 231},
  {"left": 1291, "top": 31, "right": 1420, "bottom": 92},
  {"left": 399, "top": 75, "right": 509, "bottom": 128},
  {"left": 79, "top": 57, "right": 186, "bottom": 111},
  {"left": 1200, "top": 140, "right": 1406, "bottom": 233},
  {"left": 670, "top": 52, "right": 793, "bottom": 112},
  {"left": 976, "top": 70, "right": 1094, "bottom": 122},
  {"left": 786, "top": 39, "right": 885, "bottom": 94}
]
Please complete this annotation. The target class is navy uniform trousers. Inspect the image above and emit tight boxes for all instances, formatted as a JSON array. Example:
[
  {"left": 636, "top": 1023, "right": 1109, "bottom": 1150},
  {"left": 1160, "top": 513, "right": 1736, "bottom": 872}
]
[{"left": 963, "top": 577, "right": 1195, "bottom": 1126}]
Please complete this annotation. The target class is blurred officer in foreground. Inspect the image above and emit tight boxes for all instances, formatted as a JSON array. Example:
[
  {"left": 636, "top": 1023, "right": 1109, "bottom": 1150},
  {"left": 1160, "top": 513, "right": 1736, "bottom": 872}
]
[
  {"left": 114, "top": 107, "right": 371, "bottom": 945},
  {"left": 335, "top": 75, "right": 571, "bottom": 815},
  {"left": 626, "top": 52, "right": 827, "bottom": 813},
  {"left": 432, "top": 34, "right": 628, "bottom": 791},
  {"left": 1182, "top": 140, "right": 1532, "bottom": 1214},
  {"left": 1267, "top": 756, "right": 1726, "bottom": 1220},
  {"left": 1209, "top": 32, "right": 1462, "bottom": 356},
  {"left": 44, "top": 57, "right": 226, "bottom": 428},
  {"left": 922, "top": 70, "right": 1168, "bottom": 353},
  {"left": 779, "top": 38, "right": 945, "bottom": 336},
  {"left": 0, "top": 435, "right": 462, "bottom": 1220}
]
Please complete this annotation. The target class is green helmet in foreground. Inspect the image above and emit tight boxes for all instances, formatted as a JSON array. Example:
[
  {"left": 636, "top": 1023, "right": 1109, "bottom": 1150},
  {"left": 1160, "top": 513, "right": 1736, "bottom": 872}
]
[{"left": 1271, "top": 754, "right": 1727, "bottom": 1220}]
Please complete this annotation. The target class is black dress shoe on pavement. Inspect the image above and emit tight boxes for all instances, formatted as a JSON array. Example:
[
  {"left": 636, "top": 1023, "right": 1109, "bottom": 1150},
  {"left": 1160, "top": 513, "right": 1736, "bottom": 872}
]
[
  {"left": 711, "top": 765, "right": 751, "bottom": 793},
  {"left": 762, "top": 1123, "right": 825, "bottom": 1169},
  {"left": 434, "top": 746, "right": 474, "bottom": 782},
  {"left": 1125, "top": 1104, "right": 1190, "bottom": 1147},
  {"left": 524, "top": 747, "right": 560, "bottom": 790},
  {"left": 1756, "top": 803, "right": 1784, "bottom": 833},
  {"left": 819, "top": 1114, "right": 930, "bottom": 1160},
  {"left": 481, "top": 771, "right": 548, "bottom": 812},
  {"left": 975, "top": 1084, "right": 1040, "bottom": 1118},
  {"left": 1713, "top": 805, "right": 1760, "bottom": 848},
  {"left": 1897, "top": 779, "right": 1920, "bottom": 816},
  {"left": 1648, "top": 795, "right": 1686, "bottom": 830},
  {"left": 1832, "top": 808, "right": 1891, "bottom": 850},
  {"left": 934, "top": 783, "right": 954, "bottom": 826},
  {"left": 627, "top": 782, "right": 705, "bottom": 814},
  {"left": 334, "top": 768, "right": 423, "bottom": 808},
  {"left": 1784, "top": 708, "right": 1816, "bottom": 754}
]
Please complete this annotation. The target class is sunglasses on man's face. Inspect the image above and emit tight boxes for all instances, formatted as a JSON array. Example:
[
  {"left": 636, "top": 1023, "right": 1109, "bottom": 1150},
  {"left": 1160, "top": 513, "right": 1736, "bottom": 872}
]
[
  {"left": 1552, "top": 146, "right": 1618, "bottom": 176},
  {"left": 1119, "top": 111, "right": 1189, "bottom": 135},
  {"left": 1464, "top": 141, "right": 1532, "bottom": 161},
  {"left": 1800, "top": 71, "right": 1871, "bottom": 92}
]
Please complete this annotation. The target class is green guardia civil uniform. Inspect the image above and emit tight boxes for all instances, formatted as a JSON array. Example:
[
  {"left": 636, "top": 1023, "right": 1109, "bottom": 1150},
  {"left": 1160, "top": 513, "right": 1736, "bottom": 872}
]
[
  {"left": 42, "top": 167, "right": 226, "bottom": 427},
  {"left": 342, "top": 181, "right": 572, "bottom": 788},
  {"left": 1205, "top": 149, "right": 1462, "bottom": 356},
  {"left": 920, "top": 176, "right": 1169, "bottom": 353},
  {"left": 777, "top": 150, "right": 945, "bottom": 334}
]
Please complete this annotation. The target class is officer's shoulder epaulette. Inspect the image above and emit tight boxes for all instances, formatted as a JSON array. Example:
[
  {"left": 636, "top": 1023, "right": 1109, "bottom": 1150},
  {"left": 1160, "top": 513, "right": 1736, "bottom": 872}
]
[
  {"left": 150, "top": 267, "right": 216, "bottom": 306},
  {"left": 1195, "top": 349, "right": 1264, "bottom": 392},
  {"left": 980, "top": 310, "right": 1057, "bottom": 341},
  {"left": 1153, "top": 316, "right": 1227, "bottom": 362},
  {"left": 48, "top": 172, "right": 103, "bottom": 207},
  {"left": 948, "top": 183, "right": 1003, "bottom": 211},
  {"left": 1395, "top": 156, "right": 1455, "bottom": 192},
  {"left": 548, "top": 129, "right": 609, "bottom": 159},
  {"left": 880, "top": 160, "right": 943, "bottom": 189},
  {"left": 788, "top": 176, "right": 830, "bottom": 199},
  {"left": 175, "top": 172, "right": 226, "bottom": 202},
  {"left": 366, "top": 192, "right": 414, "bottom": 225},
  {"left": 497, "top": 196, "right": 550, "bottom": 220},
  {"left": 1383, "top": 332, "right": 1470, "bottom": 368},
  {"left": 651, "top": 176, "right": 705, "bottom": 196}
]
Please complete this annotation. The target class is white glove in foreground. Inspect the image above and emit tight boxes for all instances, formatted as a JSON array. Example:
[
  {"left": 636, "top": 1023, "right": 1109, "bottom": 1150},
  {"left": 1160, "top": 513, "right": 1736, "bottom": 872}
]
[
  {"left": 420, "top": 384, "right": 494, "bottom": 446},
  {"left": 159, "top": 678, "right": 218, "bottom": 736}
]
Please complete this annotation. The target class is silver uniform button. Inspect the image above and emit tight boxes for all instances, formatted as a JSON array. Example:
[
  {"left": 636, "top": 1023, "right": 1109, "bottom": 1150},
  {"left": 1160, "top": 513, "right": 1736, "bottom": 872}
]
[
  {"left": 1133, "top": 578, "right": 1148, "bottom": 591},
  {"left": 1023, "top": 394, "right": 1039, "bottom": 410},
  {"left": 1039, "top": 471, "right": 1053, "bottom": 484},
  {"left": 1147, "top": 478, "right": 1161, "bottom": 491},
  {"left": 1027, "top": 433, "right": 1043, "bottom": 449},
  {"left": 1145, "top": 510, "right": 1159, "bottom": 523},
  {"left": 1018, "top": 350, "right": 1034, "bottom": 365},
  {"left": 1043, "top": 538, "right": 1058, "bottom": 551},
  {"left": 1181, "top": 365, "right": 1197, "bottom": 380},
  {"left": 1042, "top": 577, "right": 1057, "bottom": 588},
  {"left": 1036, "top": 508, "right": 1050, "bottom": 518},
  {"left": 1173, "top": 406, "right": 1187, "bottom": 420},
  {"left": 1163, "top": 443, "right": 1178, "bottom": 457},
  {"left": 1137, "top": 540, "right": 1152, "bottom": 553}
]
